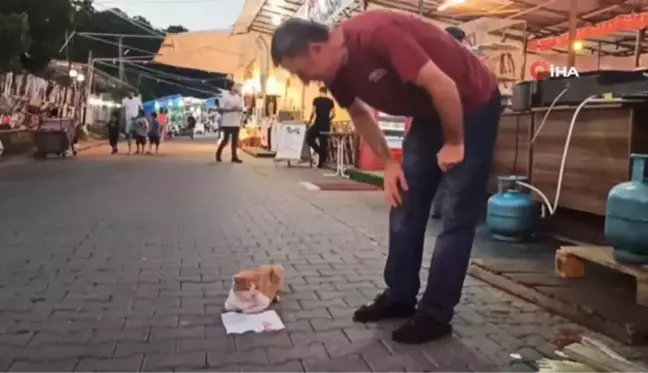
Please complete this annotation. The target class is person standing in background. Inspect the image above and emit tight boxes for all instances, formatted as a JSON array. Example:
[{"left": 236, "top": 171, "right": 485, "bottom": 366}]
[
  {"left": 158, "top": 108, "right": 169, "bottom": 141},
  {"left": 216, "top": 82, "right": 244, "bottom": 163},
  {"left": 187, "top": 114, "right": 197, "bottom": 140},
  {"left": 107, "top": 108, "right": 120, "bottom": 154},
  {"left": 121, "top": 92, "right": 143, "bottom": 154},
  {"left": 306, "top": 86, "right": 335, "bottom": 168},
  {"left": 148, "top": 112, "right": 162, "bottom": 154},
  {"left": 133, "top": 109, "right": 149, "bottom": 155}
]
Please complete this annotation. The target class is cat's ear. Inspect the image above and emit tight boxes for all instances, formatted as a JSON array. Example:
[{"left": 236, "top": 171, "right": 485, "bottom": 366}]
[{"left": 269, "top": 265, "right": 285, "bottom": 285}]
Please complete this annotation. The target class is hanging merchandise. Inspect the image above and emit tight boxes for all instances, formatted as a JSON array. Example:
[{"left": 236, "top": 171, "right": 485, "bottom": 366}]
[
  {"left": 529, "top": 12, "right": 648, "bottom": 51},
  {"left": 486, "top": 176, "right": 539, "bottom": 242},
  {"left": 605, "top": 154, "right": 648, "bottom": 264}
]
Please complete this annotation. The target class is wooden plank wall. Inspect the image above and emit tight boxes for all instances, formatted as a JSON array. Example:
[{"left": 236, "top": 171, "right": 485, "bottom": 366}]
[
  {"left": 530, "top": 106, "right": 631, "bottom": 216},
  {"left": 489, "top": 113, "right": 532, "bottom": 191}
]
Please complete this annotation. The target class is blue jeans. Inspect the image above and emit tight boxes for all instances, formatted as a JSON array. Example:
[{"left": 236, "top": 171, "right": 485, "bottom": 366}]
[{"left": 384, "top": 90, "right": 501, "bottom": 324}]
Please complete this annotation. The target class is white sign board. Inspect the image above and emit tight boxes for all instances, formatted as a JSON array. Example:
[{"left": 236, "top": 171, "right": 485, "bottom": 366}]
[{"left": 275, "top": 122, "right": 309, "bottom": 161}]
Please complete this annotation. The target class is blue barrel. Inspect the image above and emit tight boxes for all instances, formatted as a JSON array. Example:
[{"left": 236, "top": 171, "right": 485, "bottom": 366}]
[
  {"left": 486, "top": 176, "right": 539, "bottom": 242},
  {"left": 605, "top": 154, "right": 648, "bottom": 264}
]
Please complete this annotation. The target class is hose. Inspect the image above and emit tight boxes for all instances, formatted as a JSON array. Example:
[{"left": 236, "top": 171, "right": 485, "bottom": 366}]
[
  {"left": 530, "top": 87, "right": 570, "bottom": 144},
  {"left": 516, "top": 95, "right": 597, "bottom": 216}
]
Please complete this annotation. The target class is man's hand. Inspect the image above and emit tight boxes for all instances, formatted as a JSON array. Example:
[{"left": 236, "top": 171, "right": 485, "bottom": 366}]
[
  {"left": 437, "top": 143, "right": 464, "bottom": 172},
  {"left": 384, "top": 160, "right": 409, "bottom": 207}
]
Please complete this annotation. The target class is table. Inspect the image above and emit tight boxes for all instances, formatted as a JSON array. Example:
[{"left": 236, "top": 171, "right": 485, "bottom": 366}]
[{"left": 322, "top": 132, "right": 357, "bottom": 178}]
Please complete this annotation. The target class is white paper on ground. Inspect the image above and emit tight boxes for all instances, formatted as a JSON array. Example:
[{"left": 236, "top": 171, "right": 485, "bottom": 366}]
[{"left": 220, "top": 310, "right": 286, "bottom": 334}]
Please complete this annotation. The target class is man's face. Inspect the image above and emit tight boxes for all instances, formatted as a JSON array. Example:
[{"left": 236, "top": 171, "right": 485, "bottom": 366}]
[
  {"left": 280, "top": 43, "right": 335, "bottom": 84},
  {"left": 230, "top": 84, "right": 241, "bottom": 95},
  {"left": 128, "top": 92, "right": 134, "bottom": 99}
]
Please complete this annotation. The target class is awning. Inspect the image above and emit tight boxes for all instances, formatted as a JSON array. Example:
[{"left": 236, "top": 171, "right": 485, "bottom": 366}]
[
  {"left": 154, "top": 0, "right": 304, "bottom": 75},
  {"left": 153, "top": 29, "right": 263, "bottom": 75}
]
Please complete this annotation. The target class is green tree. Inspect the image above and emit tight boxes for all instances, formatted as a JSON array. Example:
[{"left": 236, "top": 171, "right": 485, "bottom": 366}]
[
  {"left": 166, "top": 25, "right": 188, "bottom": 34},
  {"left": 0, "top": 13, "right": 31, "bottom": 71},
  {"left": 0, "top": 0, "right": 76, "bottom": 72}
]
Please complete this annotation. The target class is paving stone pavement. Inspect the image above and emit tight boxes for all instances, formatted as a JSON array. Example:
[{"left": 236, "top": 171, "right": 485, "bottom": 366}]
[{"left": 0, "top": 139, "right": 646, "bottom": 372}]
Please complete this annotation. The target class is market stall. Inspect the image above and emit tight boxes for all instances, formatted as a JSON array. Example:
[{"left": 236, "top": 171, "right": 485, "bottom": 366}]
[
  {"left": 486, "top": 7, "right": 648, "bottom": 219},
  {"left": 143, "top": 94, "right": 208, "bottom": 135}
]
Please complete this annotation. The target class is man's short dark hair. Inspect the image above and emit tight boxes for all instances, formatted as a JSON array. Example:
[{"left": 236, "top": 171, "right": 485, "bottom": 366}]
[
  {"left": 319, "top": 86, "right": 327, "bottom": 93},
  {"left": 271, "top": 18, "right": 330, "bottom": 66}
]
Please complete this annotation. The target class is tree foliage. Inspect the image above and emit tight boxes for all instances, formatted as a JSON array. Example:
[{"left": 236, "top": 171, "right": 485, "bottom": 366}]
[
  {"left": 0, "top": 13, "right": 31, "bottom": 71},
  {"left": 1, "top": 0, "right": 76, "bottom": 72},
  {"left": 1, "top": 0, "right": 225, "bottom": 99}
]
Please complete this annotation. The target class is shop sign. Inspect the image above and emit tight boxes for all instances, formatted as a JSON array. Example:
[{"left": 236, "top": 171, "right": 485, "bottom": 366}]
[
  {"left": 530, "top": 60, "right": 579, "bottom": 80},
  {"left": 307, "top": 0, "right": 355, "bottom": 25}
]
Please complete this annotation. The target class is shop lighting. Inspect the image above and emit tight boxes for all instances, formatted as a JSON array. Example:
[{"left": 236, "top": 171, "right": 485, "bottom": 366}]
[
  {"left": 272, "top": 15, "right": 282, "bottom": 25},
  {"left": 69, "top": 69, "right": 79, "bottom": 78},
  {"left": 76, "top": 74, "right": 85, "bottom": 82},
  {"left": 572, "top": 40, "right": 584, "bottom": 52},
  {"left": 438, "top": 0, "right": 466, "bottom": 11}
]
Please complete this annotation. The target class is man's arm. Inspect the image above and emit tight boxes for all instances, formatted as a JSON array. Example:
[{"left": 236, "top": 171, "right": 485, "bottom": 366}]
[
  {"left": 308, "top": 106, "right": 315, "bottom": 125},
  {"left": 372, "top": 28, "right": 464, "bottom": 146},
  {"left": 414, "top": 62, "right": 463, "bottom": 145},
  {"left": 348, "top": 99, "right": 392, "bottom": 163}
]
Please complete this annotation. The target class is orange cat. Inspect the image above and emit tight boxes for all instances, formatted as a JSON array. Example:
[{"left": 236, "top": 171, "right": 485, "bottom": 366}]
[{"left": 224, "top": 265, "right": 285, "bottom": 314}]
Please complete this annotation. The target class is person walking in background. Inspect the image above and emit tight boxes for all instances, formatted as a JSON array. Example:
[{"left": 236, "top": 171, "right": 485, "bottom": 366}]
[
  {"left": 271, "top": 11, "right": 500, "bottom": 344},
  {"left": 306, "top": 86, "right": 335, "bottom": 168},
  {"left": 122, "top": 92, "right": 143, "bottom": 154},
  {"left": 133, "top": 109, "right": 149, "bottom": 155},
  {"left": 148, "top": 112, "right": 162, "bottom": 154},
  {"left": 216, "top": 82, "right": 244, "bottom": 164},
  {"left": 107, "top": 108, "right": 120, "bottom": 154}
]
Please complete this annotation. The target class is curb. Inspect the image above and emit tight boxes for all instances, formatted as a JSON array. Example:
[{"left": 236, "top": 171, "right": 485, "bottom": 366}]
[
  {"left": 241, "top": 146, "right": 276, "bottom": 158},
  {"left": 76, "top": 141, "right": 107, "bottom": 153},
  {"left": 346, "top": 168, "right": 384, "bottom": 188},
  {"left": 0, "top": 141, "right": 106, "bottom": 168}
]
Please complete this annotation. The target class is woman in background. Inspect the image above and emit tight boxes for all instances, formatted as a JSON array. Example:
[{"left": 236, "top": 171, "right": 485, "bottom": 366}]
[{"left": 158, "top": 108, "right": 168, "bottom": 140}]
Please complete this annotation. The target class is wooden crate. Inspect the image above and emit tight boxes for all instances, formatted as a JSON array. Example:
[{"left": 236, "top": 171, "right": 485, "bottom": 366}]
[{"left": 556, "top": 246, "right": 648, "bottom": 307}]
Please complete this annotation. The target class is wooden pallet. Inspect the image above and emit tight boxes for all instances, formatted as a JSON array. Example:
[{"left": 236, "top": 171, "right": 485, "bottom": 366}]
[{"left": 556, "top": 246, "right": 648, "bottom": 307}]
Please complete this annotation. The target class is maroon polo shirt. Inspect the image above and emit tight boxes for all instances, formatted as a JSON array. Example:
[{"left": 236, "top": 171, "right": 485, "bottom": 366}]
[{"left": 327, "top": 10, "right": 496, "bottom": 117}]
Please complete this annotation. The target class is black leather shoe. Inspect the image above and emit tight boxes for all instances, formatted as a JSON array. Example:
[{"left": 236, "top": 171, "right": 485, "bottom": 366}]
[
  {"left": 353, "top": 293, "right": 416, "bottom": 323},
  {"left": 392, "top": 312, "right": 452, "bottom": 344}
]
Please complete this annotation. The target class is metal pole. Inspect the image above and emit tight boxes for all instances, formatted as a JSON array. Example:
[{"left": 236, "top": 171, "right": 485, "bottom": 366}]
[
  {"left": 634, "top": 29, "right": 645, "bottom": 68},
  {"left": 118, "top": 37, "right": 125, "bottom": 82},
  {"left": 597, "top": 41, "right": 602, "bottom": 69},
  {"left": 567, "top": 0, "right": 577, "bottom": 67},
  {"left": 62, "top": 30, "right": 72, "bottom": 118},
  {"left": 82, "top": 50, "right": 93, "bottom": 127},
  {"left": 78, "top": 32, "right": 164, "bottom": 39}
]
